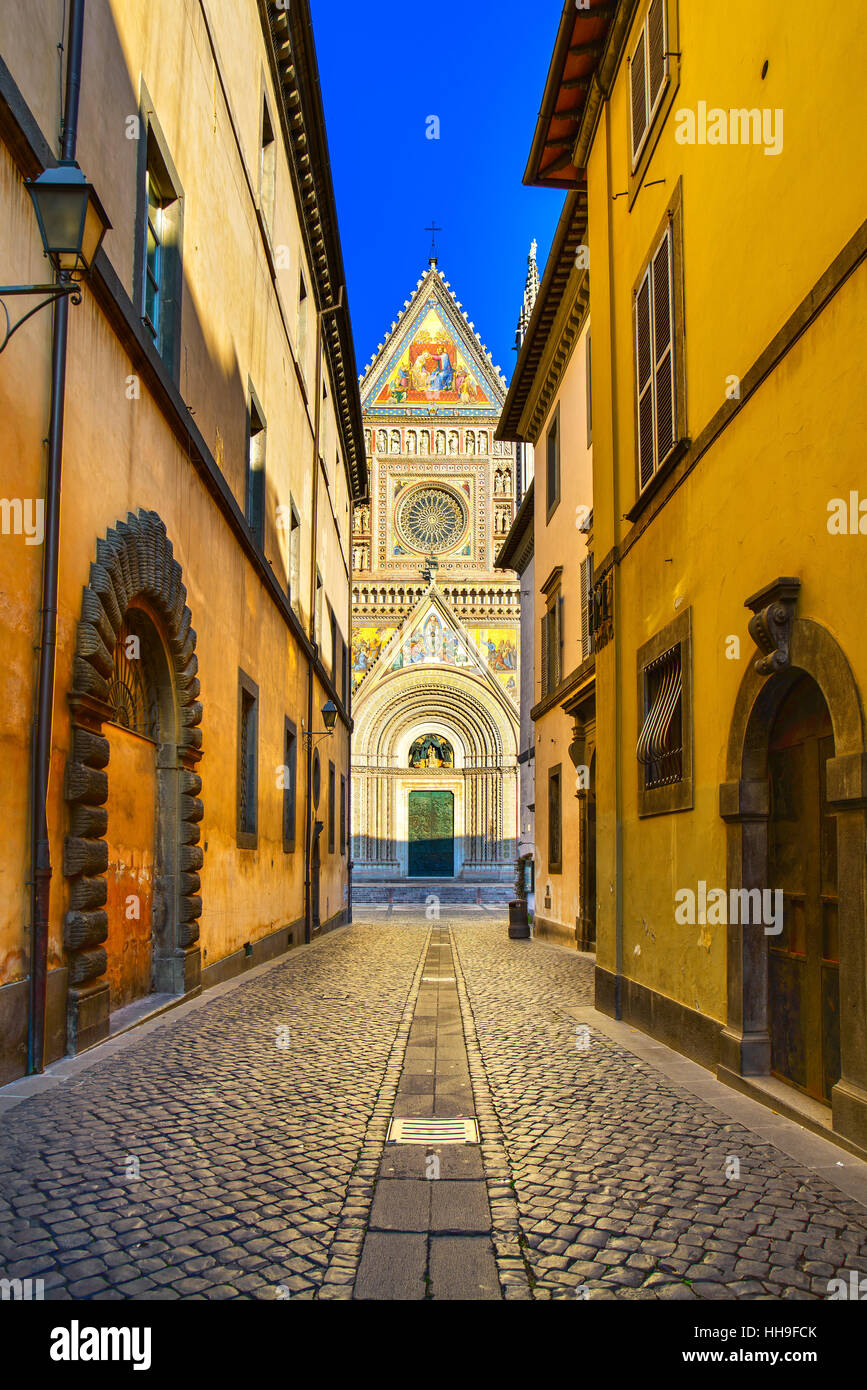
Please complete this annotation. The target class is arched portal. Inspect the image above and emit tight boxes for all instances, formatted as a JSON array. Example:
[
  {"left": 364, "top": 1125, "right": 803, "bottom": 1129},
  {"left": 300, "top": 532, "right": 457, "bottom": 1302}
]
[
  {"left": 352, "top": 666, "right": 518, "bottom": 884},
  {"left": 720, "top": 614, "right": 867, "bottom": 1149},
  {"left": 64, "top": 510, "right": 203, "bottom": 1053}
]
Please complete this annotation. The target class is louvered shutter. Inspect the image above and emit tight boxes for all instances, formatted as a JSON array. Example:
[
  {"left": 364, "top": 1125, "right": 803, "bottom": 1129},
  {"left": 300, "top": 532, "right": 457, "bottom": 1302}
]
[
  {"left": 652, "top": 227, "right": 676, "bottom": 467},
  {"left": 541, "top": 612, "right": 549, "bottom": 696},
  {"left": 635, "top": 268, "right": 655, "bottom": 489},
  {"left": 555, "top": 596, "right": 564, "bottom": 687},
  {"left": 647, "top": 0, "right": 667, "bottom": 119},
  {"left": 580, "top": 559, "right": 591, "bottom": 659},
  {"left": 629, "top": 28, "right": 648, "bottom": 164}
]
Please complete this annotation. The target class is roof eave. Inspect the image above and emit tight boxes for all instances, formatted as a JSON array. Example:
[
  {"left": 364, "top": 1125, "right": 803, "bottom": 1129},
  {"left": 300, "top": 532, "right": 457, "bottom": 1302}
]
[{"left": 262, "top": 0, "right": 368, "bottom": 501}]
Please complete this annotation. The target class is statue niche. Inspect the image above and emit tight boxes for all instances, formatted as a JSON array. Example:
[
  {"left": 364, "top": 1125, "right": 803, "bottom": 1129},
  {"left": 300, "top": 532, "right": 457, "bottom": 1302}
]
[{"left": 409, "top": 733, "right": 454, "bottom": 770}]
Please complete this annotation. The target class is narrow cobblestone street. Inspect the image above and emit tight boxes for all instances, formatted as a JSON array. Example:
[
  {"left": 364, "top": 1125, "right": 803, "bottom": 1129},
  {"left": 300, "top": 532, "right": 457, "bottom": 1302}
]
[{"left": 1, "top": 913, "right": 866, "bottom": 1301}]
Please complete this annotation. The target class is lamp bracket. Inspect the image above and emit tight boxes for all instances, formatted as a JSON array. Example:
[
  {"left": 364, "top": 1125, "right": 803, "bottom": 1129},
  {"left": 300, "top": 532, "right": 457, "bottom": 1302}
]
[
  {"left": 302, "top": 729, "right": 334, "bottom": 751},
  {"left": 0, "top": 282, "right": 81, "bottom": 353}
]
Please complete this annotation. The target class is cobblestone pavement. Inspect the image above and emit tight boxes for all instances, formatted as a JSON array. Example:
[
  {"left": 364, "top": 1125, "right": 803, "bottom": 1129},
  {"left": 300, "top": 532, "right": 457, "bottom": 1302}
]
[
  {"left": 451, "top": 921, "right": 867, "bottom": 1300},
  {"left": 0, "top": 925, "right": 427, "bottom": 1300},
  {"left": 2, "top": 914, "right": 867, "bottom": 1301}
]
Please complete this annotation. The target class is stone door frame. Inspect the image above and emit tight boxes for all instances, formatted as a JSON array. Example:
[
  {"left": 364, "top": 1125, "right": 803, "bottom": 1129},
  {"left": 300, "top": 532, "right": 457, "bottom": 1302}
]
[{"left": 63, "top": 510, "right": 203, "bottom": 1054}]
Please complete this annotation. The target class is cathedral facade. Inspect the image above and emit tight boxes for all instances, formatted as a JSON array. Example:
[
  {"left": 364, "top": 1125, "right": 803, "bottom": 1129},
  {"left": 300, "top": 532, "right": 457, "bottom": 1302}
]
[{"left": 351, "top": 264, "right": 520, "bottom": 888}]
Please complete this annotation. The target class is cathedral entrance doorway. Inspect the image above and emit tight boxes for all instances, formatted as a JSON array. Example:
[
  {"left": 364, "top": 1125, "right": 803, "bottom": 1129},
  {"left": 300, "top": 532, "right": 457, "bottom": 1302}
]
[{"left": 408, "top": 790, "right": 454, "bottom": 878}]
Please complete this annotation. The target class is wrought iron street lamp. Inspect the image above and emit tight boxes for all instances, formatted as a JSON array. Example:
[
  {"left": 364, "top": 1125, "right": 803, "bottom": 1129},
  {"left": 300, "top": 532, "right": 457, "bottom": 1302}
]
[
  {"left": 302, "top": 699, "right": 338, "bottom": 749},
  {"left": 0, "top": 160, "right": 111, "bottom": 352}
]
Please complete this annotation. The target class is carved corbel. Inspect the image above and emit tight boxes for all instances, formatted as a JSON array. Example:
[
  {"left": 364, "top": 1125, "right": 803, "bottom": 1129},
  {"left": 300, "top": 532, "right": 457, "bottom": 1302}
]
[{"left": 744, "top": 577, "right": 800, "bottom": 676}]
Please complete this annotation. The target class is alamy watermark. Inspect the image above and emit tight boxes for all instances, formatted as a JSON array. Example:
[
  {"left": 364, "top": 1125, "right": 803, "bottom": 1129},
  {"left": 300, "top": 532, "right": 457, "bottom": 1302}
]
[
  {"left": 675, "top": 881, "right": 783, "bottom": 934},
  {"left": 674, "top": 103, "right": 783, "bottom": 156}
]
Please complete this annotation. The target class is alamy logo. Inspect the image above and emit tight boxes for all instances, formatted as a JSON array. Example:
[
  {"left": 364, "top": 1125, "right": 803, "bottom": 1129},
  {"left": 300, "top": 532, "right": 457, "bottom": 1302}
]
[
  {"left": 0, "top": 498, "right": 44, "bottom": 545},
  {"left": 675, "top": 881, "right": 783, "bottom": 934},
  {"left": 49, "top": 1321, "right": 152, "bottom": 1371},
  {"left": 0, "top": 1276, "right": 44, "bottom": 1299},
  {"left": 674, "top": 102, "right": 783, "bottom": 156},
  {"left": 827, "top": 1270, "right": 867, "bottom": 1300}
]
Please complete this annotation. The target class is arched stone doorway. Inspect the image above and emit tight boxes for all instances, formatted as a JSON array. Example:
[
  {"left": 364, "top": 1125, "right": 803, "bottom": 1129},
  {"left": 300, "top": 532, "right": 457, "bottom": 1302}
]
[
  {"left": 64, "top": 510, "right": 203, "bottom": 1053},
  {"left": 720, "top": 607, "right": 867, "bottom": 1149}
]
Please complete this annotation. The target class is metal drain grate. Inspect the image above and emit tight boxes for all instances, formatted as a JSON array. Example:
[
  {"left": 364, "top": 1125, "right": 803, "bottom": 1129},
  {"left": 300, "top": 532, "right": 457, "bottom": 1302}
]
[{"left": 387, "top": 1116, "right": 479, "bottom": 1145}]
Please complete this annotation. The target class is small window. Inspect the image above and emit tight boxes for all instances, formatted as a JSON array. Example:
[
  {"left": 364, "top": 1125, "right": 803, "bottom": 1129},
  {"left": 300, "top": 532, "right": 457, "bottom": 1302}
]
[
  {"left": 330, "top": 607, "right": 338, "bottom": 679},
  {"left": 287, "top": 498, "right": 301, "bottom": 609},
  {"left": 541, "top": 584, "right": 563, "bottom": 697},
  {"left": 141, "top": 123, "right": 182, "bottom": 375},
  {"left": 259, "top": 97, "right": 276, "bottom": 233},
  {"left": 246, "top": 391, "right": 266, "bottom": 546},
  {"left": 237, "top": 671, "right": 259, "bottom": 847},
  {"left": 635, "top": 224, "right": 676, "bottom": 491},
  {"left": 297, "top": 272, "right": 309, "bottom": 372},
  {"left": 315, "top": 570, "right": 323, "bottom": 649},
  {"left": 629, "top": 0, "right": 668, "bottom": 167},
  {"left": 283, "top": 718, "right": 297, "bottom": 853},
  {"left": 340, "top": 774, "right": 346, "bottom": 857},
  {"left": 546, "top": 410, "right": 560, "bottom": 520},
  {"left": 548, "top": 765, "right": 562, "bottom": 874},
  {"left": 328, "top": 760, "right": 335, "bottom": 854}
]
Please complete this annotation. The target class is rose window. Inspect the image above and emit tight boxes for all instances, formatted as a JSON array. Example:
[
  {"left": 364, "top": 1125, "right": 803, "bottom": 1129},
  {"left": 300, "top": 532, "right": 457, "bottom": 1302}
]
[{"left": 398, "top": 486, "right": 467, "bottom": 554}]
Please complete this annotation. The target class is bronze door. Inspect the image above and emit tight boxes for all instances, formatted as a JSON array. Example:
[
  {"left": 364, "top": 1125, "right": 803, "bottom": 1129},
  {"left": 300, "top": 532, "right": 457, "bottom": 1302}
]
[
  {"left": 408, "top": 790, "right": 454, "bottom": 877},
  {"left": 767, "top": 675, "right": 840, "bottom": 1103}
]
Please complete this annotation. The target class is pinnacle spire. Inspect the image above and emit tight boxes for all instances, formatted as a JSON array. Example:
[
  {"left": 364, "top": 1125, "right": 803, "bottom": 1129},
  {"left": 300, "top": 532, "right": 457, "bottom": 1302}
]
[{"left": 515, "top": 239, "right": 540, "bottom": 349}]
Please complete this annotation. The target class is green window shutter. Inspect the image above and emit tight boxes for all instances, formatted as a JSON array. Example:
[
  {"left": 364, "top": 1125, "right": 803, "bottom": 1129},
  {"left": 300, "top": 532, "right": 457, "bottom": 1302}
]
[
  {"left": 652, "top": 227, "right": 676, "bottom": 467},
  {"left": 629, "top": 27, "right": 648, "bottom": 164},
  {"left": 635, "top": 268, "right": 654, "bottom": 489}
]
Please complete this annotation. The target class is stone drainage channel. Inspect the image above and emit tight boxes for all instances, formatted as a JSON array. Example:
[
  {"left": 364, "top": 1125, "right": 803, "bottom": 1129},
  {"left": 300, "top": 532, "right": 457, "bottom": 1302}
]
[{"left": 347, "top": 924, "right": 531, "bottom": 1300}]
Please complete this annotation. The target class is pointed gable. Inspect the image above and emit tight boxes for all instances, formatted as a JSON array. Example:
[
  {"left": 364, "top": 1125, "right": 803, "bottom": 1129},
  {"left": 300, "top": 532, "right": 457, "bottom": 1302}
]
[
  {"left": 353, "top": 585, "right": 517, "bottom": 716},
  {"left": 360, "top": 267, "right": 507, "bottom": 418}
]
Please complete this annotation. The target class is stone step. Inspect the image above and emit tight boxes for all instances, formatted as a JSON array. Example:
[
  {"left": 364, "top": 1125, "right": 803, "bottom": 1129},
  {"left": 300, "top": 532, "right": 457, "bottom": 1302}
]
[{"left": 353, "top": 881, "right": 514, "bottom": 905}]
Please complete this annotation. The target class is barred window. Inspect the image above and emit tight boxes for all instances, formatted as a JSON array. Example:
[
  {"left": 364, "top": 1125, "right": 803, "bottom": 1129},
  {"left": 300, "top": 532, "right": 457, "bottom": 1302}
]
[
  {"left": 637, "top": 643, "right": 682, "bottom": 788},
  {"left": 107, "top": 619, "right": 157, "bottom": 740}
]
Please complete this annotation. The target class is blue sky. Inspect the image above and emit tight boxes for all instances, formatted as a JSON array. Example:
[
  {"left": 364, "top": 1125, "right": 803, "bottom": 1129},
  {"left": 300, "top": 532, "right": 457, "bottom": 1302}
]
[{"left": 309, "top": 1, "right": 566, "bottom": 386}]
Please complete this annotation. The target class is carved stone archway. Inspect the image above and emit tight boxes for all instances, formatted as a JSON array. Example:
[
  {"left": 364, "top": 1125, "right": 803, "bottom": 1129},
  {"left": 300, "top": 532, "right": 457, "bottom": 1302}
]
[
  {"left": 720, "top": 597, "right": 867, "bottom": 1150},
  {"left": 63, "top": 510, "right": 203, "bottom": 1053}
]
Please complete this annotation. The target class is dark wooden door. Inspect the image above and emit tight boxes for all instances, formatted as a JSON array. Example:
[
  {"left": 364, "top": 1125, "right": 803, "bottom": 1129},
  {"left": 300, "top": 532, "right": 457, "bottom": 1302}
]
[
  {"left": 408, "top": 790, "right": 454, "bottom": 878},
  {"left": 312, "top": 836, "right": 321, "bottom": 929},
  {"left": 768, "top": 676, "right": 840, "bottom": 1103}
]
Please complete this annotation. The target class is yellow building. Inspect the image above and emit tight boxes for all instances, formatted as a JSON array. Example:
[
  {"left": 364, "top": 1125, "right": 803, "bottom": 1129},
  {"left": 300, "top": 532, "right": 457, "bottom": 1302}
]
[
  {"left": 524, "top": 0, "right": 867, "bottom": 1152},
  {"left": 497, "top": 203, "right": 595, "bottom": 949},
  {"left": 0, "top": 0, "right": 364, "bottom": 1080}
]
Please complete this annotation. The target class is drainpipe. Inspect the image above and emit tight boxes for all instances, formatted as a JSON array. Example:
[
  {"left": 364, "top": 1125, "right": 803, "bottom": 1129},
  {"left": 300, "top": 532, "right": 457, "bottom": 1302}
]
[
  {"left": 304, "top": 309, "right": 323, "bottom": 945},
  {"left": 27, "top": 0, "right": 86, "bottom": 1074},
  {"left": 604, "top": 104, "right": 624, "bottom": 1016}
]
